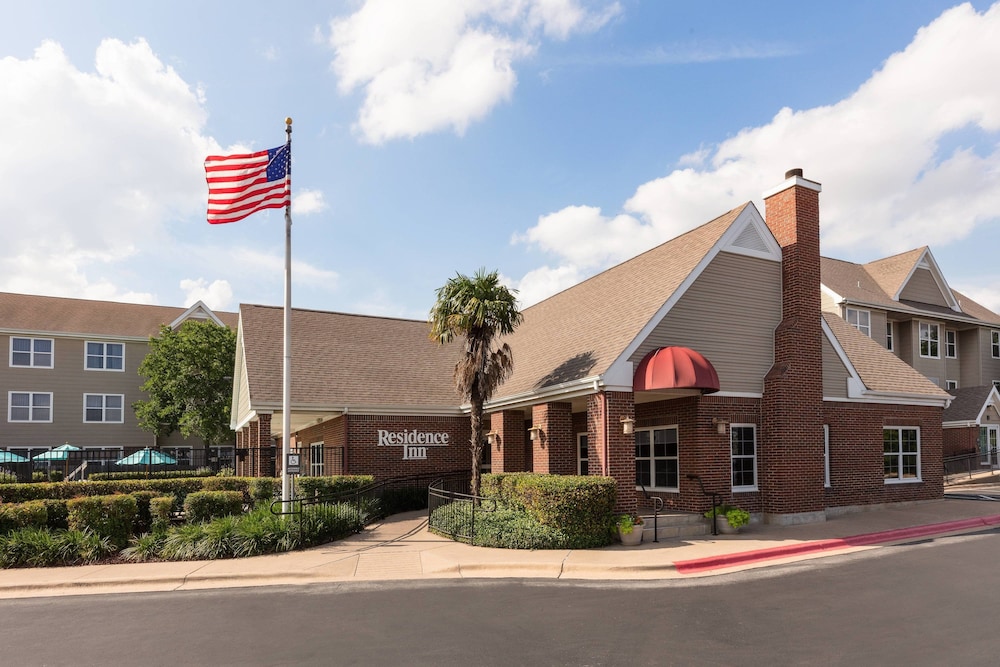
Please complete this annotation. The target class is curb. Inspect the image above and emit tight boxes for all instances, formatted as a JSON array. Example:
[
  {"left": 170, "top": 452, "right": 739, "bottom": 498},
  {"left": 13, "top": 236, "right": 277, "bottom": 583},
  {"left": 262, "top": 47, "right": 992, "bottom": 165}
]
[{"left": 673, "top": 514, "right": 1000, "bottom": 574}]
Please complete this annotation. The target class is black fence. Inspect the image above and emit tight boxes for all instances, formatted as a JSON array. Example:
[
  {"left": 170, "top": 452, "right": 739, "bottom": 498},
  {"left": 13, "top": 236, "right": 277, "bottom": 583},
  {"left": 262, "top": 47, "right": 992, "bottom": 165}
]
[
  {"left": 0, "top": 446, "right": 235, "bottom": 483},
  {"left": 944, "top": 448, "right": 999, "bottom": 483},
  {"left": 426, "top": 476, "right": 495, "bottom": 543}
]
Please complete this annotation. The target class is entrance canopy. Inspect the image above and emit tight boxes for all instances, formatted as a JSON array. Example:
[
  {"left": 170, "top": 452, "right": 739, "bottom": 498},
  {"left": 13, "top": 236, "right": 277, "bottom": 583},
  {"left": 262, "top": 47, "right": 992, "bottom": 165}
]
[{"left": 633, "top": 346, "right": 720, "bottom": 394}]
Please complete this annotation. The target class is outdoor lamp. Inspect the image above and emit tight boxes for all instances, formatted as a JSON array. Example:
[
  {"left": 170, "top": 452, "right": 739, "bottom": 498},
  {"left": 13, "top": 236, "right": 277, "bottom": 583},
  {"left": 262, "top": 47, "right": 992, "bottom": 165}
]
[
  {"left": 713, "top": 417, "right": 729, "bottom": 435},
  {"left": 528, "top": 426, "right": 542, "bottom": 441},
  {"left": 620, "top": 417, "right": 635, "bottom": 435},
  {"left": 486, "top": 430, "right": 501, "bottom": 449}
]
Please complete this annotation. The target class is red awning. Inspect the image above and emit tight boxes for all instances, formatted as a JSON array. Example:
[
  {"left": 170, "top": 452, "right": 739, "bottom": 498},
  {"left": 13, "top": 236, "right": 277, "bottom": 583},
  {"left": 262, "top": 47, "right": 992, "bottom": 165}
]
[{"left": 633, "top": 346, "right": 720, "bottom": 394}]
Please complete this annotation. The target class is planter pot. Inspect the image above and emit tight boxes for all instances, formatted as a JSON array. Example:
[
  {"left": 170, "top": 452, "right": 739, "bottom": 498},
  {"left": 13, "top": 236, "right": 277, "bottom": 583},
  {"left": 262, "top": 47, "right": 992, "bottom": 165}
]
[
  {"left": 714, "top": 516, "right": 739, "bottom": 535},
  {"left": 618, "top": 524, "right": 644, "bottom": 546}
]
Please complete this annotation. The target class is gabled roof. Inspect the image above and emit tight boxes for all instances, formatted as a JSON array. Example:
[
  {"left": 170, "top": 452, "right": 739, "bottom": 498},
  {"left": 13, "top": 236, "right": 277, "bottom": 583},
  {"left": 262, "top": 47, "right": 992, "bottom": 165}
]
[
  {"left": 235, "top": 304, "right": 464, "bottom": 423},
  {"left": 821, "top": 249, "right": 1000, "bottom": 327},
  {"left": 491, "top": 203, "right": 756, "bottom": 403},
  {"left": 822, "top": 312, "right": 952, "bottom": 404},
  {"left": 0, "top": 291, "right": 238, "bottom": 339},
  {"left": 943, "top": 385, "right": 1000, "bottom": 425}
]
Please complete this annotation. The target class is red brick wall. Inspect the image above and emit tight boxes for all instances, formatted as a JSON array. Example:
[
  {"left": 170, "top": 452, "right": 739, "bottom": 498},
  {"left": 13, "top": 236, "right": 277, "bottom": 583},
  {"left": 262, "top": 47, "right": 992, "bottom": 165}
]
[
  {"left": 823, "top": 402, "right": 943, "bottom": 507},
  {"left": 588, "top": 391, "right": 637, "bottom": 513},
  {"left": 943, "top": 426, "right": 978, "bottom": 457},
  {"left": 343, "top": 414, "right": 472, "bottom": 480},
  {"left": 531, "top": 402, "right": 574, "bottom": 475},
  {"left": 490, "top": 410, "right": 527, "bottom": 472}
]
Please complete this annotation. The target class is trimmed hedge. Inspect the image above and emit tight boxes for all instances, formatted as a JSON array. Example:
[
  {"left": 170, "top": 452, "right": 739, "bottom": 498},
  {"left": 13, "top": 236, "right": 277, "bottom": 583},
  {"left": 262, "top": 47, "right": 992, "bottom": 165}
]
[
  {"left": 184, "top": 491, "right": 244, "bottom": 523},
  {"left": 40, "top": 499, "right": 69, "bottom": 531},
  {"left": 89, "top": 469, "right": 217, "bottom": 481},
  {"left": 480, "top": 473, "right": 617, "bottom": 548},
  {"left": 67, "top": 495, "right": 138, "bottom": 548},
  {"left": 0, "top": 479, "right": 207, "bottom": 504},
  {"left": 150, "top": 496, "right": 175, "bottom": 533},
  {"left": 248, "top": 478, "right": 279, "bottom": 503},
  {"left": 294, "top": 475, "right": 374, "bottom": 498},
  {"left": 0, "top": 500, "right": 49, "bottom": 534}
]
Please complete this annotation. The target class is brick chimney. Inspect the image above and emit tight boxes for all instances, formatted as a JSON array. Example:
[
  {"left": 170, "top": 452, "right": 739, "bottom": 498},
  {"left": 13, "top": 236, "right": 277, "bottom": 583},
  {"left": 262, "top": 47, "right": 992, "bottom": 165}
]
[{"left": 760, "top": 169, "right": 826, "bottom": 523}]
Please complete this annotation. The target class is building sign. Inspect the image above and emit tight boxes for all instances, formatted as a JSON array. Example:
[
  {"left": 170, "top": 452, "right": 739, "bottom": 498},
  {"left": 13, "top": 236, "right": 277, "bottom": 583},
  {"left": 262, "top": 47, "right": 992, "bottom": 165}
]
[{"left": 377, "top": 429, "right": 450, "bottom": 460}]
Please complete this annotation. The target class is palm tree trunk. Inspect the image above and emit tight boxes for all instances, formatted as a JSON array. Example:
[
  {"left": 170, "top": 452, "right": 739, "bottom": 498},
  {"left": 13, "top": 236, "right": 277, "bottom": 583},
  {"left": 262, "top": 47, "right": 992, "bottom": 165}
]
[{"left": 470, "top": 395, "right": 484, "bottom": 499}]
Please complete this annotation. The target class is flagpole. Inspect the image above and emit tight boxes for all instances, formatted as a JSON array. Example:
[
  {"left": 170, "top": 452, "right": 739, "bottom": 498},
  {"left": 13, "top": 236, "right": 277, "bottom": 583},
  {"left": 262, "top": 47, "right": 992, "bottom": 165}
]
[{"left": 281, "top": 117, "right": 293, "bottom": 506}]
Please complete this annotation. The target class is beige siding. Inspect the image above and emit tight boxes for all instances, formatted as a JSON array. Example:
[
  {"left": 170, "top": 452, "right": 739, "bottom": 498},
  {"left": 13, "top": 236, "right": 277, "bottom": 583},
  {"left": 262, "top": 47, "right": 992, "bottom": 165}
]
[
  {"left": 959, "top": 329, "right": 982, "bottom": 387},
  {"left": 869, "top": 310, "right": 888, "bottom": 348},
  {"left": 629, "top": 251, "right": 780, "bottom": 394},
  {"left": 899, "top": 268, "right": 949, "bottom": 307},
  {"left": 898, "top": 321, "right": 914, "bottom": 366},
  {"left": 821, "top": 290, "right": 839, "bottom": 314},
  {"left": 909, "top": 319, "right": 947, "bottom": 388},
  {"left": 979, "top": 328, "right": 1000, "bottom": 386},
  {"left": 822, "top": 335, "right": 850, "bottom": 398}
]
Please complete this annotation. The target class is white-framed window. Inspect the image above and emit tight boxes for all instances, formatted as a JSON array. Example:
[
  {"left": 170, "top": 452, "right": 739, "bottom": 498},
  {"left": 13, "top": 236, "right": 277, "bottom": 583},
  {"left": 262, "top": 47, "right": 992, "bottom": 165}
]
[
  {"left": 823, "top": 425, "right": 831, "bottom": 488},
  {"left": 209, "top": 446, "right": 235, "bottom": 467},
  {"left": 919, "top": 322, "right": 940, "bottom": 359},
  {"left": 83, "top": 446, "right": 124, "bottom": 471},
  {"left": 993, "top": 380, "right": 1000, "bottom": 392},
  {"left": 83, "top": 394, "right": 124, "bottom": 423},
  {"left": 946, "top": 380, "right": 958, "bottom": 390},
  {"left": 10, "top": 337, "right": 53, "bottom": 368},
  {"left": 577, "top": 433, "right": 589, "bottom": 475},
  {"left": 992, "top": 331, "right": 1000, "bottom": 359},
  {"left": 85, "top": 342, "right": 124, "bottom": 371},
  {"left": 945, "top": 330, "right": 957, "bottom": 358},
  {"left": 731, "top": 424, "right": 757, "bottom": 491},
  {"left": 886, "top": 322, "right": 894, "bottom": 352},
  {"left": 846, "top": 308, "right": 871, "bottom": 337},
  {"left": 634, "top": 426, "right": 678, "bottom": 491},
  {"left": 310, "top": 441, "right": 325, "bottom": 476},
  {"left": 883, "top": 426, "right": 921, "bottom": 483},
  {"left": 8, "top": 391, "right": 52, "bottom": 422}
]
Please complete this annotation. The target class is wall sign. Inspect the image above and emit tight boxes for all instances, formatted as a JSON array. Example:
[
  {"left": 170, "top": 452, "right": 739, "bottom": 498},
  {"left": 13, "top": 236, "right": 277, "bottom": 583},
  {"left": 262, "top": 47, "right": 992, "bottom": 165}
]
[{"left": 377, "top": 429, "right": 450, "bottom": 460}]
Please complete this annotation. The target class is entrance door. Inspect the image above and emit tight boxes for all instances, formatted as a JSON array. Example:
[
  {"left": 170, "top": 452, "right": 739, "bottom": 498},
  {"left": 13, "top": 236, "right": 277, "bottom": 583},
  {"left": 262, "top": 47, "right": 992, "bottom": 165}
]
[{"left": 980, "top": 426, "right": 999, "bottom": 466}]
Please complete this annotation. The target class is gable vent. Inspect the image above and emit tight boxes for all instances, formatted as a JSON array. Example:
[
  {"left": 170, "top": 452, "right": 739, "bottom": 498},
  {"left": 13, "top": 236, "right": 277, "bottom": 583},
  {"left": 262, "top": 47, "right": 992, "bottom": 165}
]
[{"left": 732, "top": 223, "right": 769, "bottom": 253}]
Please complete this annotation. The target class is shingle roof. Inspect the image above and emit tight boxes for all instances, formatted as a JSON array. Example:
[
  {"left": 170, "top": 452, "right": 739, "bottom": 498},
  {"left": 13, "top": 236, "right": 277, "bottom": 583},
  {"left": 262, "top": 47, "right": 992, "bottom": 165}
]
[
  {"left": 494, "top": 204, "right": 749, "bottom": 399},
  {"left": 823, "top": 312, "right": 951, "bottom": 398},
  {"left": 821, "top": 255, "right": 1000, "bottom": 326},
  {"left": 943, "top": 385, "right": 995, "bottom": 422},
  {"left": 239, "top": 304, "right": 463, "bottom": 410},
  {"left": 0, "top": 291, "right": 238, "bottom": 337}
]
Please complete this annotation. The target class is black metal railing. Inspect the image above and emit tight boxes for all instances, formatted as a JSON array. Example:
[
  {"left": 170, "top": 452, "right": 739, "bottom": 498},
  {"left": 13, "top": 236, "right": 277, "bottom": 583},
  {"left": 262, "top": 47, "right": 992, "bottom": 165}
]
[
  {"left": 427, "top": 477, "right": 496, "bottom": 543},
  {"left": 943, "top": 448, "right": 998, "bottom": 483},
  {"left": 638, "top": 483, "right": 663, "bottom": 543},
  {"left": 271, "top": 470, "right": 468, "bottom": 547},
  {"left": 0, "top": 447, "right": 236, "bottom": 483},
  {"left": 686, "top": 474, "right": 721, "bottom": 536}
]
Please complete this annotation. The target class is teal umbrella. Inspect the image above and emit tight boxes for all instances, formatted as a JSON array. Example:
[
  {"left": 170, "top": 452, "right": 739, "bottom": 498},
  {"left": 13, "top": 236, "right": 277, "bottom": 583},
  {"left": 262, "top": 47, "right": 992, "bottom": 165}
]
[
  {"left": 116, "top": 448, "right": 177, "bottom": 466},
  {"left": 0, "top": 450, "right": 28, "bottom": 463},
  {"left": 31, "top": 443, "right": 82, "bottom": 461}
]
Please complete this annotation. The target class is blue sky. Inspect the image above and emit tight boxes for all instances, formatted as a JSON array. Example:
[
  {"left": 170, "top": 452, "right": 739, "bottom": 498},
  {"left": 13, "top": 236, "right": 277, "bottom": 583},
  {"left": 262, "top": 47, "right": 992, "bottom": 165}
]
[{"left": 2, "top": 1, "right": 999, "bottom": 318}]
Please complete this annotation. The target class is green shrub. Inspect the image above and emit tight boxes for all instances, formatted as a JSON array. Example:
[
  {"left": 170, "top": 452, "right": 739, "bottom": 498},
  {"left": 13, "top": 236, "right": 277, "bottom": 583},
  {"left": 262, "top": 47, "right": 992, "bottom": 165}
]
[
  {"left": 149, "top": 496, "right": 175, "bottom": 532},
  {"left": 201, "top": 477, "right": 249, "bottom": 493},
  {"left": 248, "top": 478, "right": 279, "bottom": 504},
  {"left": 0, "top": 528, "right": 114, "bottom": 568},
  {"left": 130, "top": 491, "right": 159, "bottom": 534},
  {"left": 183, "top": 491, "right": 244, "bottom": 523},
  {"left": 294, "top": 475, "right": 374, "bottom": 498},
  {"left": 0, "top": 500, "right": 49, "bottom": 534},
  {"left": 0, "top": 470, "right": 17, "bottom": 484},
  {"left": 120, "top": 532, "right": 167, "bottom": 563},
  {"left": 47, "top": 470, "right": 64, "bottom": 482},
  {"left": 67, "top": 495, "right": 138, "bottom": 548},
  {"left": 89, "top": 469, "right": 217, "bottom": 481},
  {"left": 31, "top": 472, "right": 47, "bottom": 482},
  {"left": 40, "top": 499, "right": 69, "bottom": 531}
]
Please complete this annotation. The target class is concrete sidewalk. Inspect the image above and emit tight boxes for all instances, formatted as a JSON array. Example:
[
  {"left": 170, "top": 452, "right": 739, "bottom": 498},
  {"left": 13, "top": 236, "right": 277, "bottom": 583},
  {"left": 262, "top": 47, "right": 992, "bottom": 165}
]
[{"left": 1, "top": 494, "right": 998, "bottom": 599}]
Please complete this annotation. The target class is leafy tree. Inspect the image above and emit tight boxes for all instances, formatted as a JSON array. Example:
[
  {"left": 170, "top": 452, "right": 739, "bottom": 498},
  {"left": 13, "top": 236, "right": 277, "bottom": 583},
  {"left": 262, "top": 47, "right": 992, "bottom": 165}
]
[
  {"left": 429, "top": 269, "right": 522, "bottom": 498},
  {"left": 134, "top": 320, "right": 237, "bottom": 448}
]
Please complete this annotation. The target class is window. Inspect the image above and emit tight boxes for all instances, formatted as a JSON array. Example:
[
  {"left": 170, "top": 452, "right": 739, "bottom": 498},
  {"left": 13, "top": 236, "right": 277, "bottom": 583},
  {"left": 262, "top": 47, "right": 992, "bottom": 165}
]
[
  {"left": 946, "top": 380, "right": 958, "bottom": 390},
  {"left": 945, "top": 330, "right": 957, "bottom": 358},
  {"left": 310, "top": 442, "right": 325, "bottom": 476},
  {"left": 823, "top": 425, "right": 831, "bottom": 488},
  {"left": 85, "top": 342, "right": 124, "bottom": 371},
  {"left": 846, "top": 308, "right": 871, "bottom": 337},
  {"left": 883, "top": 427, "right": 920, "bottom": 483},
  {"left": 731, "top": 425, "right": 757, "bottom": 491},
  {"left": 994, "top": 380, "right": 1000, "bottom": 392},
  {"left": 10, "top": 337, "right": 53, "bottom": 368},
  {"left": 83, "top": 394, "right": 123, "bottom": 423},
  {"left": 993, "top": 331, "right": 1000, "bottom": 359},
  {"left": 634, "top": 426, "right": 678, "bottom": 490},
  {"left": 886, "top": 322, "right": 894, "bottom": 352},
  {"left": 8, "top": 392, "right": 52, "bottom": 422},
  {"left": 577, "top": 433, "right": 589, "bottom": 476},
  {"left": 919, "top": 322, "right": 940, "bottom": 358},
  {"left": 163, "top": 447, "right": 191, "bottom": 466}
]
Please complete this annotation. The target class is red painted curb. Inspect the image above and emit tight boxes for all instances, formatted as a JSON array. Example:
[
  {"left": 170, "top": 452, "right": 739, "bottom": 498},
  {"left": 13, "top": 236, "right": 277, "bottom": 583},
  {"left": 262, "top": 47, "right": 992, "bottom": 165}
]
[{"left": 673, "top": 515, "right": 1000, "bottom": 574}]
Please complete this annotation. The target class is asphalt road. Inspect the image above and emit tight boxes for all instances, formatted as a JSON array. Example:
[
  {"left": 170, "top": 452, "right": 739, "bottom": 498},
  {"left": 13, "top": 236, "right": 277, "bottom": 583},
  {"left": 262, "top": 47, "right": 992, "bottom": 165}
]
[{"left": 4, "top": 528, "right": 999, "bottom": 666}]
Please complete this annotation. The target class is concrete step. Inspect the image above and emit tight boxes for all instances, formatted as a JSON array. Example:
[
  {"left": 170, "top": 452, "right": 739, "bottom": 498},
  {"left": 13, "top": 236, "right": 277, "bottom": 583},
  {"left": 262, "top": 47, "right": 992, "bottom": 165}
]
[{"left": 636, "top": 511, "right": 709, "bottom": 540}]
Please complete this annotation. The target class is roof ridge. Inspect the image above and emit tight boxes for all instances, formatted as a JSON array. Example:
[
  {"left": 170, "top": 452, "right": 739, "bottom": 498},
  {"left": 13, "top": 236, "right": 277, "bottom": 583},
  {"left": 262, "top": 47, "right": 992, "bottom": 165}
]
[{"left": 241, "top": 303, "right": 429, "bottom": 325}]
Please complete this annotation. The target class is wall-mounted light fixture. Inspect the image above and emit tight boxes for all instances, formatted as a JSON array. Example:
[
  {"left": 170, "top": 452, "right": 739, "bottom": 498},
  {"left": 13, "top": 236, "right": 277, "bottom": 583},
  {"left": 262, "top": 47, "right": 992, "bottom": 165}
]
[
  {"left": 712, "top": 417, "right": 729, "bottom": 435},
  {"left": 528, "top": 426, "right": 543, "bottom": 442},
  {"left": 620, "top": 416, "right": 635, "bottom": 435},
  {"left": 486, "top": 430, "right": 501, "bottom": 448}
]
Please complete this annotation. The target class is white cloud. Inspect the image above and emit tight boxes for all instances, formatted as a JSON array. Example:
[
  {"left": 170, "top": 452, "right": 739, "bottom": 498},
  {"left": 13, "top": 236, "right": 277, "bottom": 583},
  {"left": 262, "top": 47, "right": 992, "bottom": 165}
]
[
  {"left": 0, "top": 38, "right": 220, "bottom": 302},
  {"left": 326, "top": 0, "right": 620, "bottom": 144},
  {"left": 293, "top": 189, "right": 328, "bottom": 215},
  {"left": 955, "top": 281, "right": 1000, "bottom": 315},
  {"left": 505, "top": 265, "right": 584, "bottom": 308},
  {"left": 180, "top": 278, "right": 234, "bottom": 310},
  {"left": 513, "top": 2, "right": 1000, "bottom": 304},
  {"left": 228, "top": 248, "right": 340, "bottom": 290}
]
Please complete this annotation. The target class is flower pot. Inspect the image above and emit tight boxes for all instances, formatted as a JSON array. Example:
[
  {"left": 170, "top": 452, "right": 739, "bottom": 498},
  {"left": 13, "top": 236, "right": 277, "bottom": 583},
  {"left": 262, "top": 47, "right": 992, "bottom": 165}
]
[
  {"left": 714, "top": 515, "right": 739, "bottom": 534},
  {"left": 618, "top": 523, "right": 644, "bottom": 546}
]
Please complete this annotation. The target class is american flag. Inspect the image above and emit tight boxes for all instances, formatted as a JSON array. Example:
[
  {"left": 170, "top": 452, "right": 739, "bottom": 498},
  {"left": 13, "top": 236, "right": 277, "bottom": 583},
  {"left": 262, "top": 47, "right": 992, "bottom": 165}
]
[{"left": 204, "top": 144, "right": 290, "bottom": 224}]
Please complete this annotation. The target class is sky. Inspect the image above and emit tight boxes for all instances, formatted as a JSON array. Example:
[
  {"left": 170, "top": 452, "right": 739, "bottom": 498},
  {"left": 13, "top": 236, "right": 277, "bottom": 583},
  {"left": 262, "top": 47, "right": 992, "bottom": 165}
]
[{"left": 2, "top": 1, "right": 999, "bottom": 319}]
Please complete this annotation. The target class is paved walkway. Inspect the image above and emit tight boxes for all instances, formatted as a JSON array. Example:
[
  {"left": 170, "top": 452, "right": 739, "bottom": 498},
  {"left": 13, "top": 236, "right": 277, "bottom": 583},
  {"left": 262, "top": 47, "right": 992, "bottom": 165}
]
[{"left": 1, "top": 484, "right": 998, "bottom": 599}]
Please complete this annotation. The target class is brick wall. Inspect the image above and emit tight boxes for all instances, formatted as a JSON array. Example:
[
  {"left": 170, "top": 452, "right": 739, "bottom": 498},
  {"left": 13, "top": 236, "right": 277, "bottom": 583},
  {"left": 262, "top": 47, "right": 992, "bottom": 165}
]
[
  {"left": 943, "top": 426, "right": 978, "bottom": 457},
  {"left": 531, "top": 402, "right": 574, "bottom": 474},
  {"left": 489, "top": 410, "right": 526, "bottom": 472},
  {"left": 343, "top": 414, "right": 472, "bottom": 480},
  {"left": 588, "top": 391, "right": 637, "bottom": 513}
]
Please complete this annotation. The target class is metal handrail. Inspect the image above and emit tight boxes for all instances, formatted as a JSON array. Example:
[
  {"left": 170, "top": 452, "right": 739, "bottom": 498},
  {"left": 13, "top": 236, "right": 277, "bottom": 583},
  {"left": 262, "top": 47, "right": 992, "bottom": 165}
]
[
  {"left": 943, "top": 447, "right": 999, "bottom": 483},
  {"left": 686, "top": 474, "right": 721, "bottom": 536},
  {"left": 427, "top": 478, "right": 497, "bottom": 542},
  {"left": 638, "top": 483, "right": 663, "bottom": 543}
]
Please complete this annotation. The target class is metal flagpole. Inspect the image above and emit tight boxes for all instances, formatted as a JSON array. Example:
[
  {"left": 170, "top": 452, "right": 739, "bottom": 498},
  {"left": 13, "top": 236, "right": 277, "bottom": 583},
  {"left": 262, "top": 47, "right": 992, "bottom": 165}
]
[{"left": 282, "top": 117, "right": 293, "bottom": 505}]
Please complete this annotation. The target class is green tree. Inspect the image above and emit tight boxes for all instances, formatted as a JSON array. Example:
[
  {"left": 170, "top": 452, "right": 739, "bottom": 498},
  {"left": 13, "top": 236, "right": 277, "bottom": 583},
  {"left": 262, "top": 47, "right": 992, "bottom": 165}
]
[
  {"left": 429, "top": 269, "right": 523, "bottom": 497},
  {"left": 134, "top": 320, "right": 237, "bottom": 448}
]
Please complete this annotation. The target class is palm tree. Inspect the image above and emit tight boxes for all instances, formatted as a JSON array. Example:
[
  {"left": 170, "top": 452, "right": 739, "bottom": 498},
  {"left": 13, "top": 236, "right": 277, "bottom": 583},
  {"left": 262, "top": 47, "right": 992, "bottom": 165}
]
[{"left": 429, "top": 269, "right": 523, "bottom": 498}]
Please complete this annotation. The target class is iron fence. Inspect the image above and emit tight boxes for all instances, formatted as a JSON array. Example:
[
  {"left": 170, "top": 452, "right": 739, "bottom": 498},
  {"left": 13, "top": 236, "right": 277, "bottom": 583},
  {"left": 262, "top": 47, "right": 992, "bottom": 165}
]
[
  {"left": 0, "top": 447, "right": 236, "bottom": 483},
  {"left": 944, "top": 448, "right": 999, "bottom": 483},
  {"left": 426, "top": 476, "right": 496, "bottom": 543}
]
